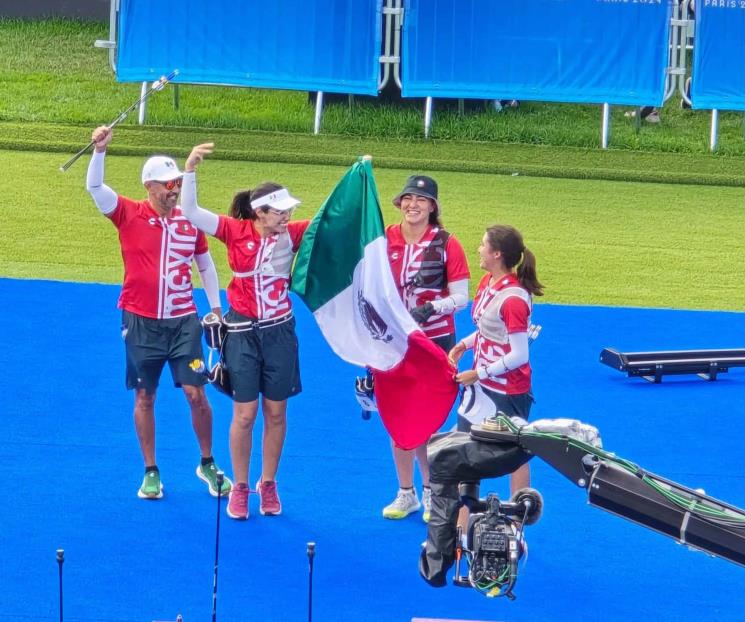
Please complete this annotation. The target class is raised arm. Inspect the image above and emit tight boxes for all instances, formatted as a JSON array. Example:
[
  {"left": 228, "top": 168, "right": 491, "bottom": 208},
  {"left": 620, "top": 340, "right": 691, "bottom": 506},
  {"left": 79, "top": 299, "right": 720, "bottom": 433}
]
[
  {"left": 194, "top": 250, "right": 222, "bottom": 315},
  {"left": 180, "top": 143, "right": 220, "bottom": 236},
  {"left": 85, "top": 126, "right": 117, "bottom": 215}
]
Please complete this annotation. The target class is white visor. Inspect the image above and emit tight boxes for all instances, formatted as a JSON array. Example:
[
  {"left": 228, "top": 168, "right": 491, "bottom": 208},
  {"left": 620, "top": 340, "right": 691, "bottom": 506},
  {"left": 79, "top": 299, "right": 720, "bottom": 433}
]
[{"left": 250, "top": 188, "right": 301, "bottom": 212}]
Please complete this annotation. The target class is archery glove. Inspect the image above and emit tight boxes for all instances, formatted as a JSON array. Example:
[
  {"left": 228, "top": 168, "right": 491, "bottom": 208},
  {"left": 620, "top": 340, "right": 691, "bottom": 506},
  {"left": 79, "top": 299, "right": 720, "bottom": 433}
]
[{"left": 410, "top": 302, "right": 435, "bottom": 325}]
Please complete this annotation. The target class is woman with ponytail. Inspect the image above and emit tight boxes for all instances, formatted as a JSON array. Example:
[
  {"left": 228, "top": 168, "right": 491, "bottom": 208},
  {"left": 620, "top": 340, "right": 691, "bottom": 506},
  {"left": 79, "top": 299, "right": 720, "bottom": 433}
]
[
  {"left": 180, "top": 143, "right": 310, "bottom": 521},
  {"left": 448, "top": 224, "right": 543, "bottom": 493}
]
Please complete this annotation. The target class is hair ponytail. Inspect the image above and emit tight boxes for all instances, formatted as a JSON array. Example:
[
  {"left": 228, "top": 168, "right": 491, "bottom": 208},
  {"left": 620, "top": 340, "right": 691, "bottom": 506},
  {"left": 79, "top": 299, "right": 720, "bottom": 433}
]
[
  {"left": 516, "top": 247, "right": 544, "bottom": 296},
  {"left": 230, "top": 190, "right": 255, "bottom": 220},
  {"left": 229, "top": 181, "right": 284, "bottom": 220}
]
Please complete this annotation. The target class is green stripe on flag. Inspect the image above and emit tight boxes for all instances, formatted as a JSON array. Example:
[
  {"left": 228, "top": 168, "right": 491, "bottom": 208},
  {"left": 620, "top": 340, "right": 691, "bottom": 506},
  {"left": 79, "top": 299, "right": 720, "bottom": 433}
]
[{"left": 292, "top": 159, "right": 385, "bottom": 312}]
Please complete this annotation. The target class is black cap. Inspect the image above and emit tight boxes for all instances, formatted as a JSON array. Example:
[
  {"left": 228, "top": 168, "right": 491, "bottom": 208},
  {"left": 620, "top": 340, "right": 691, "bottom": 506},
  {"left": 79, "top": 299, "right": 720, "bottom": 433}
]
[{"left": 393, "top": 175, "right": 440, "bottom": 214}]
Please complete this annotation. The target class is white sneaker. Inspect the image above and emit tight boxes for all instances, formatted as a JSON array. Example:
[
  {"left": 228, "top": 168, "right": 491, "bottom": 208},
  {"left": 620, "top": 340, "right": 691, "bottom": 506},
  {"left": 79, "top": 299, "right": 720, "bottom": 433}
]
[
  {"left": 422, "top": 487, "right": 432, "bottom": 523},
  {"left": 382, "top": 488, "right": 420, "bottom": 519}
]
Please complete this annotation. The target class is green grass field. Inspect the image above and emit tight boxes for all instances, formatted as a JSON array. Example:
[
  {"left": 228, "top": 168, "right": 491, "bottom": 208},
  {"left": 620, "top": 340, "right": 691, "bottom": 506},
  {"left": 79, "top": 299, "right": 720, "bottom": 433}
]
[
  {"left": 3, "top": 148, "right": 743, "bottom": 311},
  {"left": 2, "top": 18, "right": 744, "bottom": 313},
  {"left": 3, "top": 18, "right": 745, "bottom": 157},
  {"left": 6, "top": 121, "right": 745, "bottom": 188}
]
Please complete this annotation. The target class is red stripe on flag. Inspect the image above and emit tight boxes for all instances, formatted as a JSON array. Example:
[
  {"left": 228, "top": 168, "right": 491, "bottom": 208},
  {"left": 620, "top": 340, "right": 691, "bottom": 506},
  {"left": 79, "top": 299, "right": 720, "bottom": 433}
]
[{"left": 373, "top": 331, "right": 459, "bottom": 450}]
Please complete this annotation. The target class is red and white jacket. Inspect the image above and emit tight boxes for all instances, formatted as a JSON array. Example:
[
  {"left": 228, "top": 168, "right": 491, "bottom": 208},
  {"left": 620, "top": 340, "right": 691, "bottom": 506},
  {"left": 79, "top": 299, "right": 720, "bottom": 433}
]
[
  {"left": 215, "top": 216, "right": 310, "bottom": 320},
  {"left": 109, "top": 196, "right": 208, "bottom": 319},
  {"left": 386, "top": 224, "right": 470, "bottom": 339},
  {"left": 469, "top": 273, "right": 532, "bottom": 395}
]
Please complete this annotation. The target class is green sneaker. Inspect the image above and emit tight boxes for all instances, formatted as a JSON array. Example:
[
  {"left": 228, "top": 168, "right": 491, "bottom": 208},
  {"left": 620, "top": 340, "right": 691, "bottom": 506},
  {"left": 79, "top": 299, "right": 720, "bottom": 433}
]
[
  {"left": 138, "top": 470, "right": 163, "bottom": 499},
  {"left": 196, "top": 462, "right": 233, "bottom": 497}
]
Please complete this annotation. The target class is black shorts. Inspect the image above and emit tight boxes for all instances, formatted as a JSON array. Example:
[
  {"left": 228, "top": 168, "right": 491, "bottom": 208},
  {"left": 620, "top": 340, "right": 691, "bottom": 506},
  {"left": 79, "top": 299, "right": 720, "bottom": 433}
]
[
  {"left": 121, "top": 310, "right": 207, "bottom": 392},
  {"left": 431, "top": 333, "right": 456, "bottom": 354},
  {"left": 222, "top": 309, "right": 302, "bottom": 403},
  {"left": 457, "top": 387, "right": 534, "bottom": 433}
]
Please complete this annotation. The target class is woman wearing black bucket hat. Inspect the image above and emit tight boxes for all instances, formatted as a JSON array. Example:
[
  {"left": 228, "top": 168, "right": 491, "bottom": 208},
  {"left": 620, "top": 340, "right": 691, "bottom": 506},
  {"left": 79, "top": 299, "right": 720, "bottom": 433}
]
[{"left": 382, "top": 175, "right": 471, "bottom": 523}]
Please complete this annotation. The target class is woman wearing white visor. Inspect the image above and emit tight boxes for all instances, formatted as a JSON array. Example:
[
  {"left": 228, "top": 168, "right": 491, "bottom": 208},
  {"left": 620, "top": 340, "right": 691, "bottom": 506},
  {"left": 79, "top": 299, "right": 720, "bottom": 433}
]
[{"left": 180, "top": 143, "right": 310, "bottom": 521}]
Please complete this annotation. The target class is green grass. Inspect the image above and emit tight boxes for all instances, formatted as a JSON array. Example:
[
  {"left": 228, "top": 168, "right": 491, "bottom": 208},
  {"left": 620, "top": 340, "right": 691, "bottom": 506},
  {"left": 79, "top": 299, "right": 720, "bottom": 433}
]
[
  {"left": 3, "top": 17, "right": 745, "bottom": 157},
  {"left": 3, "top": 148, "right": 744, "bottom": 311},
  {"left": 2, "top": 18, "right": 744, "bottom": 313},
  {"left": 6, "top": 121, "right": 745, "bottom": 188}
]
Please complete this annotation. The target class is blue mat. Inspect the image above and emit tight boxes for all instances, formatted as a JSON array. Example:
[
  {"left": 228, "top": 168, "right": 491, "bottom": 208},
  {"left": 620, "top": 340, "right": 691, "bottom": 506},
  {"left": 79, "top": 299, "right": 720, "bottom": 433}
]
[{"left": 1, "top": 278, "right": 743, "bottom": 622}]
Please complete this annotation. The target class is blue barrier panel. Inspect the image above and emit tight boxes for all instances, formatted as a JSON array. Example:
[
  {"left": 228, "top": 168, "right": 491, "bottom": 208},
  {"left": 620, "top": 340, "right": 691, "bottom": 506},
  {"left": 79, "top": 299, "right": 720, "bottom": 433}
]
[
  {"left": 116, "top": 0, "right": 382, "bottom": 95},
  {"left": 402, "top": 0, "right": 672, "bottom": 106},
  {"left": 691, "top": 1, "right": 745, "bottom": 111}
]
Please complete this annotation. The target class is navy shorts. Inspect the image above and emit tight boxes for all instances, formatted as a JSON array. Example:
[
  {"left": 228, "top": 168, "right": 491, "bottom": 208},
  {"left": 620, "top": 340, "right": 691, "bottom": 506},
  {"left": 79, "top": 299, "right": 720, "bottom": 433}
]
[
  {"left": 222, "top": 309, "right": 302, "bottom": 403},
  {"left": 121, "top": 310, "right": 207, "bottom": 392},
  {"left": 431, "top": 333, "right": 456, "bottom": 354},
  {"left": 457, "top": 387, "right": 534, "bottom": 432}
]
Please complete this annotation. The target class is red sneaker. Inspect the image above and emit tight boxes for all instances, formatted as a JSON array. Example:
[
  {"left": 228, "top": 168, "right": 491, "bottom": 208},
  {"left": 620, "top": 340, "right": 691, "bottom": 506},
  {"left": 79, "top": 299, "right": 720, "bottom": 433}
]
[
  {"left": 227, "top": 483, "right": 249, "bottom": 520},
  {"left": 256, "top": 479, "right": 282, "bottom": 516}
]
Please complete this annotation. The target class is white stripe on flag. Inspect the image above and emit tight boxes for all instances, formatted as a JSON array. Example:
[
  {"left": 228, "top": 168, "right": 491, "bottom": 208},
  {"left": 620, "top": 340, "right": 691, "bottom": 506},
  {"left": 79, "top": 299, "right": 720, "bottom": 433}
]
[{"left": 313, "top": 236, "right": 419, "bottom": 371}]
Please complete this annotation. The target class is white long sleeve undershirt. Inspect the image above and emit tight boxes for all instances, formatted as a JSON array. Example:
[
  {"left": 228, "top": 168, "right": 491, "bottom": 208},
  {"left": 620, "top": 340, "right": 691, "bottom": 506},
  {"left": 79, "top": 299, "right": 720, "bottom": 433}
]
[
  {"left": 180, "top": 171, "right": 220, "bottom": 236},
  {"left": 430, "top": 278, "right": 469, "bottom": 314},
  {"left": 194, "top": 251, "right": 221, "bottom": 310},
  {"left": 459, "top": 331, "right": 478, "bottom": 350},
  {"left": 85, "top": 150, "right": 117, "bottom": 215},
  {"left": 476, "top": 331, "right": 530, "bottom": 379},
  {"left": 458, "top": 330, "right": 530, "bottom": 378}
]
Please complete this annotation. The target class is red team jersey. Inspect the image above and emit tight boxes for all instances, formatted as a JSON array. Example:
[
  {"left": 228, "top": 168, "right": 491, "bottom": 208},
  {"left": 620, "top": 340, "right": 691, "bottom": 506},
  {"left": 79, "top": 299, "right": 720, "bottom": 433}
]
[
  {"left": 214, "top": 217, "right": 310, "bottom": 320},
  {"left": 471, "top": 272, "right": 532, "bottom": 394},
  {"left": 108, "top": 196, "right": 208, "bottom": 319},
  {"left": 386, "top": 224, "right": 470, "bottom": 339}
]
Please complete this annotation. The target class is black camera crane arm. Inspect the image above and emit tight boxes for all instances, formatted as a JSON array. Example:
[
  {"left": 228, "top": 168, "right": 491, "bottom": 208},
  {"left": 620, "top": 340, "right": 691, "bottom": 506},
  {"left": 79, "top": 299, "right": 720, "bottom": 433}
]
[
  {"left": 471, "top": 417, "right": 745, "bottom": 569},
  {"left": 420, "top": 416, "right": 745, "bottom": 595}
]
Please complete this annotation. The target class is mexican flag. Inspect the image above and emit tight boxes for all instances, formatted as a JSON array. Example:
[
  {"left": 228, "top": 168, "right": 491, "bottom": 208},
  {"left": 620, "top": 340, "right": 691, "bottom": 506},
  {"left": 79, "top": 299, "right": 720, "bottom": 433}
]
[{"left": 291, "top": 159, "right": 458, "bottom": 450}]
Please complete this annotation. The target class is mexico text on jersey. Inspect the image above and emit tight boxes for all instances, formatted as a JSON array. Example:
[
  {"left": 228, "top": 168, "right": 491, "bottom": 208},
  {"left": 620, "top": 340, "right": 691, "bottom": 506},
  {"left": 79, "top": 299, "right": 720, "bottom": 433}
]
[
  {"left": 109, "top": 196, "right": 208, "bottom": 319},
  {"left": 215, "top": 217, "right": 310, "bottom": 321}
]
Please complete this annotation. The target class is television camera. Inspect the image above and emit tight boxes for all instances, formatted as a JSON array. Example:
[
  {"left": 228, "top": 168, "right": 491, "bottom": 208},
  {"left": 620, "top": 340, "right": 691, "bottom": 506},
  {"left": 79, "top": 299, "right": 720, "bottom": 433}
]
[{"left": 420, "top": 413, "right": 745, "bottom": 599}]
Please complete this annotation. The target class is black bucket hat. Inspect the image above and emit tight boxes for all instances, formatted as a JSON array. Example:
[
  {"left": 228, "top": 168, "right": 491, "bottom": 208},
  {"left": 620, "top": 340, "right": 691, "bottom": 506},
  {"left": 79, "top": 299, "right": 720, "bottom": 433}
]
[{"left": 393, "top": 175, "right": 440, "bottom": 214}]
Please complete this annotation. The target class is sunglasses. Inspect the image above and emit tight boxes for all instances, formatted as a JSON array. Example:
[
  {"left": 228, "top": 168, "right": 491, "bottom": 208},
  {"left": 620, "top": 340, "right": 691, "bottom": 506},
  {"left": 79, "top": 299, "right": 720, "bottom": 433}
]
[
  {"left": 267, "top": 207, "right": 296, "bottom": 216},
  {"left": 157, "top": 178, "right": 183, "bottom": 191}
]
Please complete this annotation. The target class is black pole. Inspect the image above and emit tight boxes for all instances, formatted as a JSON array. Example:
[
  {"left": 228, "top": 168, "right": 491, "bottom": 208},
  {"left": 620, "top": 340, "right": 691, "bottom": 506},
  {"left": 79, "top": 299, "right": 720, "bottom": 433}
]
[
  {"left": 211, "top": 471, "right": 224, "bottom": 622},
  {"left": 56, "top": 549, "right": 64, "bottom": 622},
  {"left": 307, "top": 542, "right": 316, "bottom": 622}
]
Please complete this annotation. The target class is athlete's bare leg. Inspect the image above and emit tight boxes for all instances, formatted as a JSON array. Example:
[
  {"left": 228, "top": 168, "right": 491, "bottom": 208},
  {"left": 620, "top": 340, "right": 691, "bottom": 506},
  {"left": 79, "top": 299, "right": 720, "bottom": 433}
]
[
  {"left": 392, "top": 442, "right": 415, "bottom": 488},
  {"left": 260, "top": 397, "right": 287, "bottom": 482},
  {"left": 182, "top": 384, "right": 213, "bottom": 458},
  {"left": 391, "top": 440, "right": 430, "bottom": 488},
  {"left": 415, "top": 442, "right": 430, "bottom": 487},
  {"left": 134, "top": 388, "right": 157, "bottom": 466},
  {"left": 230, "top": 400, "right": 259, "bottom": 485}
]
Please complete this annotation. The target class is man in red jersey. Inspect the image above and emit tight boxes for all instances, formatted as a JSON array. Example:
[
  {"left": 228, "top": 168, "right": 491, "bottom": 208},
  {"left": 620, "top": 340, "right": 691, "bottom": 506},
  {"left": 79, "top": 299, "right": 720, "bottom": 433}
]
[{"left": 85, "top": 126, "right": 232, "bottom": 501}]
